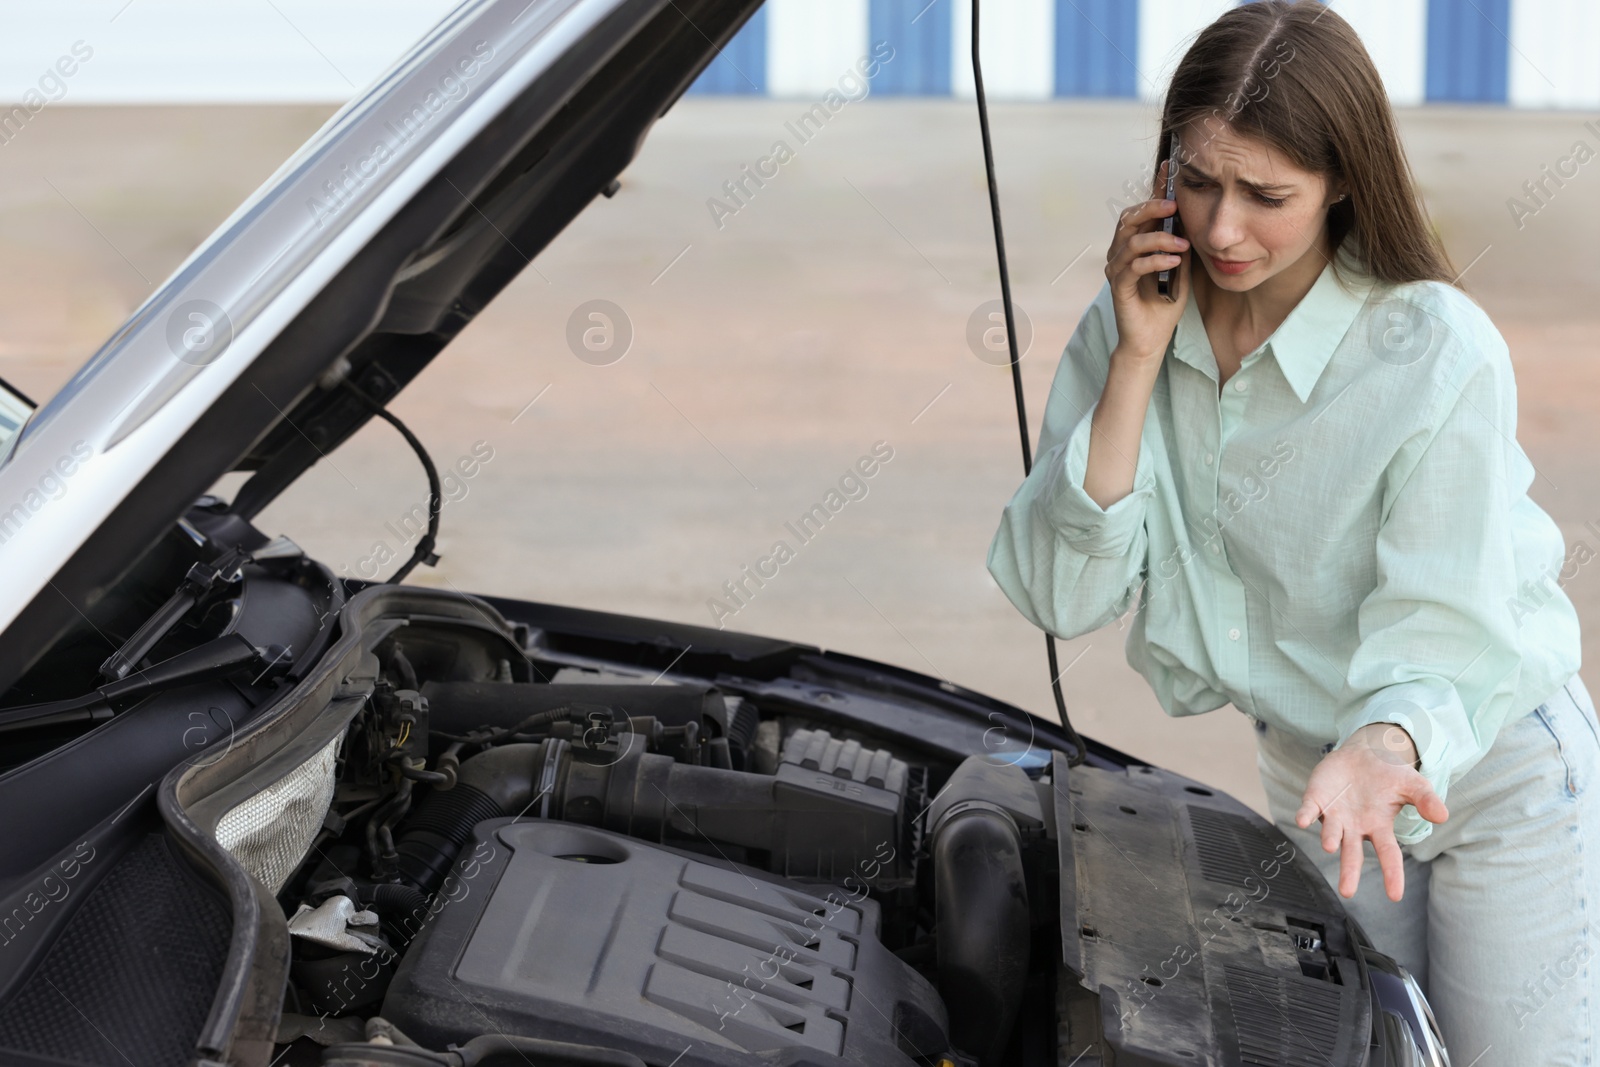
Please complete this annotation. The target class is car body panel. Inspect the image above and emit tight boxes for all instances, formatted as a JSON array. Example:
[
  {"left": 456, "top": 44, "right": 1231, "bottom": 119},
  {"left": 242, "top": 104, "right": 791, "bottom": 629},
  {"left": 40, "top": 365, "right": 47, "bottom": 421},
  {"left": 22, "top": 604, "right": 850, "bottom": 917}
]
[{"left": 0, "top": 0, "right": 765, "bottom": 694}]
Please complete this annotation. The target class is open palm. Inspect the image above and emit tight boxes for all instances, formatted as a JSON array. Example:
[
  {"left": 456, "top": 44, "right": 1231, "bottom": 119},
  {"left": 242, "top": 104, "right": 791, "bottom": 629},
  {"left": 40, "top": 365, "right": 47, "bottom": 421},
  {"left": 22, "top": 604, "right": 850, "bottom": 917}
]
[{"left": 1295, "top": 723, "right": 1450, "bottom": 901}]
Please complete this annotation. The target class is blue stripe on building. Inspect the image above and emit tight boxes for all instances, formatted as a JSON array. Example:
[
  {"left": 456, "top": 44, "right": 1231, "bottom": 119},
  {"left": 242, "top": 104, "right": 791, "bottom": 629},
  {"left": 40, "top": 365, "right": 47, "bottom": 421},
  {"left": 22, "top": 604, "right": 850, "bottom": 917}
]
[
  {"left": 870, "top": 0, "right": 953, "bottom": 95},
  {"left": 1054, "top": 0, "right": 1138, "bottom": 97},
  {"left": 666, "top": 0, "right": 1548, "bottom": 106},
  {"left": 686, "top": 7, "right": 768, "bottom": 94},
  {"left": 1425, "top": 0, "right": 1509, "bottom": 103}
]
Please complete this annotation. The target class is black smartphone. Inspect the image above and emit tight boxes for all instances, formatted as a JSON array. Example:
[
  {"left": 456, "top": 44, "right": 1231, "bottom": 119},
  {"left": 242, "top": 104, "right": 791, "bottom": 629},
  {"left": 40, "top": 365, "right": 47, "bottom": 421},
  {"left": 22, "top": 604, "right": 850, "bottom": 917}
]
[{"left": 1157, "top": 130, "right": 1182, "bottom": 302}]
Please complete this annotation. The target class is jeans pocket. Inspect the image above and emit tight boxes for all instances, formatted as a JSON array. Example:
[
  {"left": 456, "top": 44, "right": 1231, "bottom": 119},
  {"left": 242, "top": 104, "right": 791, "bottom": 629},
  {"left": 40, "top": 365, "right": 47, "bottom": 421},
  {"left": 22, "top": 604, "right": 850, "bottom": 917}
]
[
  {"left": 1532, "top": 691, "right": 1596, "bottom": 799},
  {"left": 1563, "top": 673, "right": 1600, "bottom": 752}
]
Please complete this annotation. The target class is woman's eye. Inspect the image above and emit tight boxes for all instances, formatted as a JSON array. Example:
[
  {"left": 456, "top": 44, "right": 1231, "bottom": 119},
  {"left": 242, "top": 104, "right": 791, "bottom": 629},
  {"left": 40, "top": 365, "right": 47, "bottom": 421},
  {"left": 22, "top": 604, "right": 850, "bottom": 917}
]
[{"left": 1178, "top": 176, "right": 1286, "bottom": 209}]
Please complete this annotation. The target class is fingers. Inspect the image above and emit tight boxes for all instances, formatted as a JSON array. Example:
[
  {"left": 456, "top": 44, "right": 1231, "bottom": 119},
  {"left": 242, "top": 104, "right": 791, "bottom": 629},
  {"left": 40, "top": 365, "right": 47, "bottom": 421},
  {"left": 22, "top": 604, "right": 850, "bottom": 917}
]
[
  {"left": 1337, "top": 824, "right": 1364, "bottom": 898},
  {"left": 1114, "top": 196, "right": 1177, "bottom": 241},
  {"left": 1298, "top": 782, "right": 1421, "bottom": 903},
  {"left": 1121, "top": 251, "right": 1184, "bottom": 280},
  {"left": 1294, "top": 798, "right": 1318, "bottom": 831},
  {"left": 1405, "top": 779, "right": 1450, "bottom": 825},
  {"left": 1107, "top": 216, "right": 1187, "bottom": 283},
  {"left": 1127, "top": 229, "right": 1189, "bottom": 257},
  {"left": 1331, "top": 823, "right": 1407, "bottom": 903},
  {"left": 1292, "top": 748, "right": 1437, "bottom": 903},
  {"left": 1107, "top": 169, "right": 1182, "bottom": 289},
  {"left": 1373, "top": 831, "right": 1407, "bottom": 902}
]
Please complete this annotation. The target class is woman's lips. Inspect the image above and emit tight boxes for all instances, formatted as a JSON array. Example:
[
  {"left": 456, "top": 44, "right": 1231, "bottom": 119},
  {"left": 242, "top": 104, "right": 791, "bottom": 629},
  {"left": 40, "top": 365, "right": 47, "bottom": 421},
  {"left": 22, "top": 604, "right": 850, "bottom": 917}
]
[{"left": 1209, "top": 255, "right": 1253, "bottom": 275}]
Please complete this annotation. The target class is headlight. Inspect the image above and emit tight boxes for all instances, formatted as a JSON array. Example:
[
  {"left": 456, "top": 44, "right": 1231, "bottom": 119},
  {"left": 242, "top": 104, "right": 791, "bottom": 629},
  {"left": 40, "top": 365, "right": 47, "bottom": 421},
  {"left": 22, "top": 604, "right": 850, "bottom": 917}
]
[
  {"left": 1396, "top": 966, "right": 1450, "bottom": 1067},
  {"left": 214, "top": 732, "right": 342, "bottom": 892},
  {"left": 1366, "top": 947, "right": 1450, "bottom": 1067}
]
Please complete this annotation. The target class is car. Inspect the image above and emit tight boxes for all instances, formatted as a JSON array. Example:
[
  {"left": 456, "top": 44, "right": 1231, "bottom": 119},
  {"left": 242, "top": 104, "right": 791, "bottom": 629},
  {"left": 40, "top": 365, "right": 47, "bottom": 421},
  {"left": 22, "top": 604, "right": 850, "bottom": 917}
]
[{"left": 0, "top": 1, "right": 1450, "bottom": 1065}]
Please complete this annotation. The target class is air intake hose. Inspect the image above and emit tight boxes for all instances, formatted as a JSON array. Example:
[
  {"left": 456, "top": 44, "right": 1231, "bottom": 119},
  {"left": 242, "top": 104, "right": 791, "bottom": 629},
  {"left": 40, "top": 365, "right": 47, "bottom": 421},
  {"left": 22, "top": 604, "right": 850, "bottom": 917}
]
[
  {"left": 393, "top": 742, "right": 538, "bottom": 891},
  {"left": 929, "top": 758, "right": 1036, "bottom": 1067},
  {"left": 393, "top": 733, "right": 911, "bottom": 894},
  {"left": 393, "top": 739, "right": 791, "bottom": 892}
]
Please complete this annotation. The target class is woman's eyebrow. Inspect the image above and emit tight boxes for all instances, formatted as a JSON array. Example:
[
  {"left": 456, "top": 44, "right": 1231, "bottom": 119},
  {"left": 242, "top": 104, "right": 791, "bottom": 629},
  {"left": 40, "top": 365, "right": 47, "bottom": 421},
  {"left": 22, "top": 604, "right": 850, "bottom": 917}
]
[{"left": 1179, "top": 161, "right": 1294, "bottom": 194}]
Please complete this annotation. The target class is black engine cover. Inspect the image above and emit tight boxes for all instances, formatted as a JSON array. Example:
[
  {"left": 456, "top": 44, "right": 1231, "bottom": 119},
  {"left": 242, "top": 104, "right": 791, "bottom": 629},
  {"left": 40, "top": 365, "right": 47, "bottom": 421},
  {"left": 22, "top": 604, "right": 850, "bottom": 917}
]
[{"left": 381, "top": 818, "right": 950, "bottom": 1066}]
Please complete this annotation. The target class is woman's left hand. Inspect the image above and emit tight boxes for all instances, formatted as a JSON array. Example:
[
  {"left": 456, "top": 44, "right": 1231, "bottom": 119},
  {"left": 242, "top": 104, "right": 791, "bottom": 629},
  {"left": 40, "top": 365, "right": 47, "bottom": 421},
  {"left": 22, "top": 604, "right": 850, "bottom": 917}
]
[{"left": 1294, "top": 722, "right": 1450, "bottom": 902}]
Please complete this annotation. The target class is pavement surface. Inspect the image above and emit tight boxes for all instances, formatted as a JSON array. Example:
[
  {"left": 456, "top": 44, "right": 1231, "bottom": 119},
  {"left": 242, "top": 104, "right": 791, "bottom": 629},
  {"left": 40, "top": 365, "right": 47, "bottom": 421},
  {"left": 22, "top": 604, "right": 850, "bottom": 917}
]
[{"left": 3, "top": 99, "right": 1599, "bottom": 820}]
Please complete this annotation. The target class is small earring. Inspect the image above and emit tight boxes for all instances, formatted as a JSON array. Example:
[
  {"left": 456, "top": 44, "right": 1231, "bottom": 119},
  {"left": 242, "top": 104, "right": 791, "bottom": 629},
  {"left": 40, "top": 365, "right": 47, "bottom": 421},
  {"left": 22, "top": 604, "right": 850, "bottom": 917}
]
[{"left": 1336, "top": 193, "right": 1348, "bottom": 201}]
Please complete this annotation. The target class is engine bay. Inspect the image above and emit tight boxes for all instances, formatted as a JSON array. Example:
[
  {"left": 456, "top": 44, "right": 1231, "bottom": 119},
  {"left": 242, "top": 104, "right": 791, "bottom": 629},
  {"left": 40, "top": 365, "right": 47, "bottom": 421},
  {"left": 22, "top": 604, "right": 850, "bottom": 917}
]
[
  {"left": 0, "top": 507, "right": 1392, "bottom": 1067},
  {"left": 269, "top": 612, "right": 1057, "bottom": 1067}
]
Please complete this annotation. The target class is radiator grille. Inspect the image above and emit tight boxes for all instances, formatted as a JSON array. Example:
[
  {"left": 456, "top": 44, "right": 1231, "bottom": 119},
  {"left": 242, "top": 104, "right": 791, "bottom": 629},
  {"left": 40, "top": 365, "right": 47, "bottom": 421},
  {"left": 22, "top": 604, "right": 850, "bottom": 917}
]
[
  {"left": 1226, "top": 965, "right": 1346, "bottom": 1066},
  {"left": 1187, "top": 806, "right": 1322, "bottom": 910}
]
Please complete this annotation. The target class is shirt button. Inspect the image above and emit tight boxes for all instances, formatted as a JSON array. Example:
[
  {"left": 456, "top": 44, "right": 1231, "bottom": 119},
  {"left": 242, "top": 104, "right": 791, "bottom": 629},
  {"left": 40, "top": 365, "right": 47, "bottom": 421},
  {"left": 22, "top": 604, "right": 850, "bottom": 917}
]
[
  {"left": 1228, "top": 627, "right": 1241, "bottom": 640},
  {"left": 1204, "top": 452, "right": 1214, "bottom": 466},
  {"left": 1209, "top": 542, "right": 1221, "bottom": 555},
  {"left": 1232, "top": 378, "right": 1248, "bottom": 393}
]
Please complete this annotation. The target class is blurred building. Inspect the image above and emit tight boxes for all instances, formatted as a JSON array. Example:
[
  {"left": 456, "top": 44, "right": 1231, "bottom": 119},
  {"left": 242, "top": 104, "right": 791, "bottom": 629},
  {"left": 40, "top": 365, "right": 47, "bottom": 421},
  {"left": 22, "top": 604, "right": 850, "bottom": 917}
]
[
  {"left": 0, "top": 0, "right": 1593, "bottom": 109},
  {"left": 700, "top": 0, "right": 1596, "bottom": 109}
]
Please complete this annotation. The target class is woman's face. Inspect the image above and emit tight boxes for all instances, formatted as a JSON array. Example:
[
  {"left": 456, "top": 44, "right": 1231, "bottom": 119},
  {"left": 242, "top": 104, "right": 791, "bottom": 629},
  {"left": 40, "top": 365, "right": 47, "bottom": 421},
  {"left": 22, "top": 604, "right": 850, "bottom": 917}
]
[{"left": 1173, "top": 119, "right": 1343, "bottom": 292}]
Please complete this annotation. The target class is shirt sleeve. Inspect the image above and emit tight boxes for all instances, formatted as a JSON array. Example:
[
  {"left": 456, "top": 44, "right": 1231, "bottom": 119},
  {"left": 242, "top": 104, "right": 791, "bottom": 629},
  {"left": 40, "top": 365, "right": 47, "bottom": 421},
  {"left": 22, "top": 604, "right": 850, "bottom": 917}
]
[
  {"left": 986, "top": 281, "right": 1158, "bottom": 640},
  {"left": 1332, "top": 337, "right": 1527, "bottom": 846}
]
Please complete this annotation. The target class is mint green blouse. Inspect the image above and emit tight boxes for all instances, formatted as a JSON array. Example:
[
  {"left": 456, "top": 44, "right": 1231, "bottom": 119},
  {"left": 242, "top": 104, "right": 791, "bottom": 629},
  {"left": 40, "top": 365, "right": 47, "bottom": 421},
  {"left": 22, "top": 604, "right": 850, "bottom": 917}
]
[{"left": 986, "top": 238, "right": 1581, "bottom": 844}]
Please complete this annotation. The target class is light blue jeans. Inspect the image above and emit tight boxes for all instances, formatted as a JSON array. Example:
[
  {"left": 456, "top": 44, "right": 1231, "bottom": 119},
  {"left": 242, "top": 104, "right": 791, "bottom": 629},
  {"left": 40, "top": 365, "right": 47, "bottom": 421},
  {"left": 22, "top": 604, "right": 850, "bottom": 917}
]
[{"left": 1255, "top": 672, "right": 1600, "bottom": 1066}]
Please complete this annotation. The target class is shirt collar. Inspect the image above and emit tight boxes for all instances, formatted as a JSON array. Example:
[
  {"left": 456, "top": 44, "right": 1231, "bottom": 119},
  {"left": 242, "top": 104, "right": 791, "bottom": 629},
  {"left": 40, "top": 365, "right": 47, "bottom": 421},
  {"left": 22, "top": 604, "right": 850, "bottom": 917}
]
[{"left": 1170, "top": 236, "right": 1378, "bottom": 404}]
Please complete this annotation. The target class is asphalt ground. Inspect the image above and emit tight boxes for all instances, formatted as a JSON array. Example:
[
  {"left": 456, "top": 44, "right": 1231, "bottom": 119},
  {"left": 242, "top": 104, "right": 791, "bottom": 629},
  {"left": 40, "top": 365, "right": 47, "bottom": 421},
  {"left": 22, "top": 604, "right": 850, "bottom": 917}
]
[{"left": 3, "top": 99, "right": 1598, "bottom": 817}]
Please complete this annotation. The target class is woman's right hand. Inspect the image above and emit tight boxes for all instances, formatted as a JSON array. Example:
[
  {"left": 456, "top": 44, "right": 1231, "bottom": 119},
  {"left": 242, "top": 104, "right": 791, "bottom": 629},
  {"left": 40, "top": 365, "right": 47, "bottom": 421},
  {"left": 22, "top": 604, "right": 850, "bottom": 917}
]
[{"left": 1105, "top": 157, "right": 1192, "bottom": 366}]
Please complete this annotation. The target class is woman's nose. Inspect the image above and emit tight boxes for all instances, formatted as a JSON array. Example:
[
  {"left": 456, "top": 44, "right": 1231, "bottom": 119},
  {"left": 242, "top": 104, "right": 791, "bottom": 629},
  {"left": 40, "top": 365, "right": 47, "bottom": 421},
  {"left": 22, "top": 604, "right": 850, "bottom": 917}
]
[{"left": 1201, "top": 198, "right": 1246, "bottom": 251}]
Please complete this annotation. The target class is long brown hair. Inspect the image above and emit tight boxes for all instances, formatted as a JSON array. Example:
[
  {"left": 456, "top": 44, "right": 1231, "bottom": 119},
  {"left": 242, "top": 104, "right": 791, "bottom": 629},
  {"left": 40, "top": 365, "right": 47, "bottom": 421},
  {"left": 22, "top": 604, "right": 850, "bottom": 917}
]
[{"left": 1160, "top": 0, "right": 1458, "bottom": 292}]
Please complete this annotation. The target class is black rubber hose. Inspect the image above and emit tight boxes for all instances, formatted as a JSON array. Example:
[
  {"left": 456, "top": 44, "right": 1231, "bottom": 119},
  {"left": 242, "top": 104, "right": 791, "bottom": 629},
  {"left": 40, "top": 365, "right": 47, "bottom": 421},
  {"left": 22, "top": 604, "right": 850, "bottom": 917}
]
[
  {"left": 933, "top": 807, "right": 1030, "bottom": 1067},
  {"left": 433, "top": 705, "right": 582, "bottom": 746},
  {"left": 392, "top": 741, "right": 772, "bottom": 890},
  {"left": 656, "top": 761, "right": 777, "bottom": 846},
  {"left": 363, "top": 882, "right": 433, "bottom": 947},
  {"left": 393, "top": 744, "right": 538, "bottom": 891},
  {"left": 420, "top": 681, "right": 724, "bottom": 739},
  {"left": 365, "top": 881, "right": 429, "bottom": 919},
  {"left": 366, "top": 777, "right": 415, "bottom": 877},
  {"left": 392, "top": 739, "right": 859, "bottom": 893},
  {"left": 384, "top": 643, "right": 420, "bottom": 690}
]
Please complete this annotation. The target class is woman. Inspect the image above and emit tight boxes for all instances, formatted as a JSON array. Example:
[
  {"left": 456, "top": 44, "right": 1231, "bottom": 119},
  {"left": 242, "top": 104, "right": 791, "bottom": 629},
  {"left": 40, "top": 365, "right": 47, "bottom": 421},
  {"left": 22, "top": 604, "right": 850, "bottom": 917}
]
[{"left": 986, "top": 2, "right": 1600, "bottom": 1062}]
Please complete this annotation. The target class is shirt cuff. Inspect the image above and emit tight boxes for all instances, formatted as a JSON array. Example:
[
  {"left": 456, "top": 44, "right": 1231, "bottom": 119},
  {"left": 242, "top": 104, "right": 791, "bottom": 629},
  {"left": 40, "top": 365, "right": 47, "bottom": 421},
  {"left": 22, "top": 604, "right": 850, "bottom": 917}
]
[
  {"left": 1334, "top": 682, "right": 1470, "bottom": 846},
  {"left": 1038, "top": 399, "right": 1157, "bottom": 559}
]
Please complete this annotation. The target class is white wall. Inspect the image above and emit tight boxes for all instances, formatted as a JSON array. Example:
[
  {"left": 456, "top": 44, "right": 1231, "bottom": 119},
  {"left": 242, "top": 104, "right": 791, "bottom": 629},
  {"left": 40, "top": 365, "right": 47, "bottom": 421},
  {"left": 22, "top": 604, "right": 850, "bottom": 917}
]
[
  {"left": 765, "top": 0, "right": 868, "bottom": 98},
  {"left": 1136, "top": 0, "right": 1233, "bottom": 104},
  {"left": 950, "top": 0, "right": 1054, "bottom": 101},
  {"left": 0, "top": 0, "right": 461, "bottom": 104},
  {"left": 1332, "top": 0, "right": 1427, "bottom": 107},
  {"left": 1511, "top": 0, "right": 1600, "bottom": 110},
  {"left": 0, "top": 0, "right": 1595, "bottom": 108}
]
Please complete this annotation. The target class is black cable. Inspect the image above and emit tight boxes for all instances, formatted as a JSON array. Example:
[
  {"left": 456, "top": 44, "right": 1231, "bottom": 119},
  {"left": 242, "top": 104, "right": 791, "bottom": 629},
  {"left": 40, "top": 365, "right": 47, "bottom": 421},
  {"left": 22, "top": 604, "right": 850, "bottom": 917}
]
[
  {"left": 433, "top": 705, "right": 584, "bottom": 746},
  {"left": 338, "top": 378, "right": 442, "bottom": 585},
  {"left": 971, "top": 0, "right": 1087, "bottom": 767}
]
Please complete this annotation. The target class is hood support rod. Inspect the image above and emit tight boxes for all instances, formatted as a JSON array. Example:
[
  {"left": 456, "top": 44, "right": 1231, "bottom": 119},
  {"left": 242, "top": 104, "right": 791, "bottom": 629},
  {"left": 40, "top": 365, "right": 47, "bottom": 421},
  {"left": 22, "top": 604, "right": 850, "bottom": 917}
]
[{"left": 971, "top": 0, "right": 1087, "bottom": 766}]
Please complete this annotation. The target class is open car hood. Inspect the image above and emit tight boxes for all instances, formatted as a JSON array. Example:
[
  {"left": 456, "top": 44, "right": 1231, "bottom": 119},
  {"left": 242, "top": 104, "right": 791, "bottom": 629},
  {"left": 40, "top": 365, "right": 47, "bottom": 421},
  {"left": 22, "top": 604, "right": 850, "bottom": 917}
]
[{"left": 0, "top": 0, "right": 763, "bottom": 694}]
